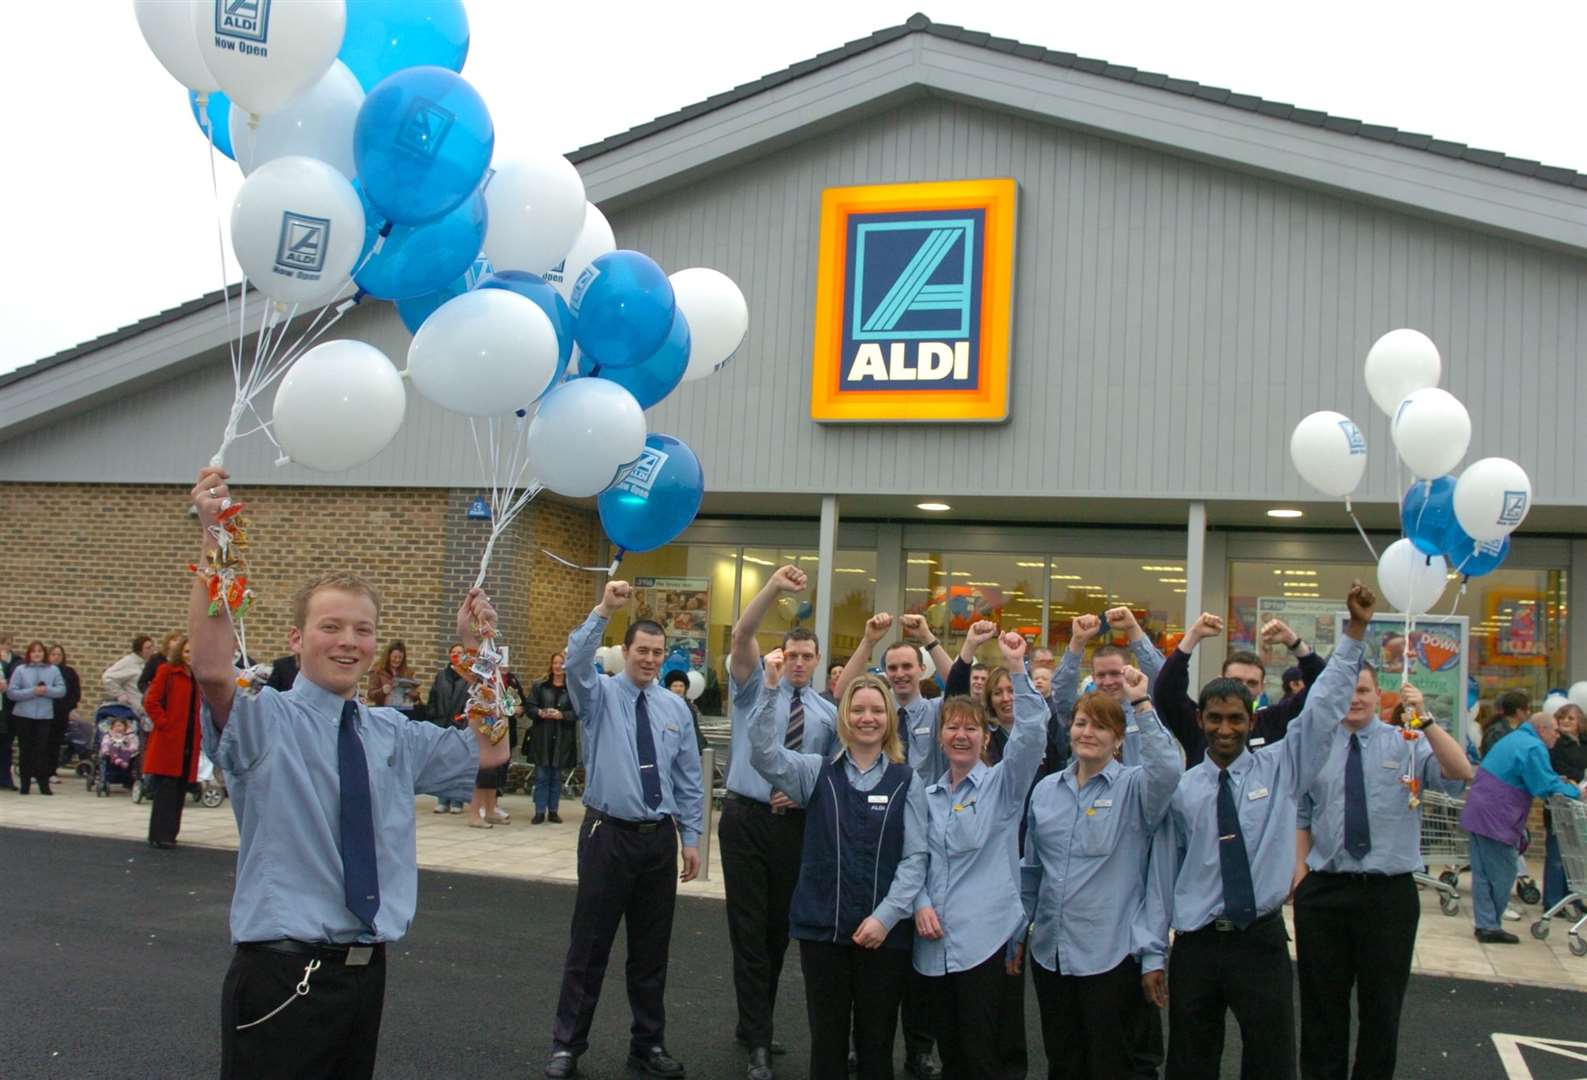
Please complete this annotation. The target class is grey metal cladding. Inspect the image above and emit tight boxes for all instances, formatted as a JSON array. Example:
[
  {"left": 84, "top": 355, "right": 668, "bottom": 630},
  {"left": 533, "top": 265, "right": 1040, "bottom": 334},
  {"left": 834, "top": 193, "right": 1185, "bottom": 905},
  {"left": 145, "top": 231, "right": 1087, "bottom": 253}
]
[{"left": 3, "top": 96, "right": 1586, "bottom": 509}]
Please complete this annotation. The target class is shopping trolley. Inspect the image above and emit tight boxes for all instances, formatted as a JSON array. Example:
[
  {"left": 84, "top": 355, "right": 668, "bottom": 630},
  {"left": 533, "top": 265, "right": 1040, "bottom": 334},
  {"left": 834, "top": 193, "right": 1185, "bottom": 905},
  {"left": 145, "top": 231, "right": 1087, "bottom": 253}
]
[
  {"left": 1414, "top": 790, "right": 1468, "bottom": 916},
  {"left": 1530, "top": 796, "right": 1587, "bottom": 955}
]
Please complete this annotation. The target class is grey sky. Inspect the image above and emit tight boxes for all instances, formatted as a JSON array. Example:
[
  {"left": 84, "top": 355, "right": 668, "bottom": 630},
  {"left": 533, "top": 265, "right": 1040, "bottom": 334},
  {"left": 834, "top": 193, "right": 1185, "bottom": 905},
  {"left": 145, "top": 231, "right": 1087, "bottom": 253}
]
[{"left": 3, "top": 0, "right": 1583, "bottom": 375}]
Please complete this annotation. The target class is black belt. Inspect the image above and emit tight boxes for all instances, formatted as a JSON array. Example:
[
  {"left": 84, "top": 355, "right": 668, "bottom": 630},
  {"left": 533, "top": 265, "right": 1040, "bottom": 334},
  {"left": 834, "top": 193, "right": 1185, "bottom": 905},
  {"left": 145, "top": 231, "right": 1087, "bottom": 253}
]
[
  {"left": 1309, "top": 870, "right": 1411, "bottom": 885},
  {"left": 589, "top": 810, "right": 674, "bottom": 834},
  {"left": 1185, "top": 909, "right": 1284, "bottom": 936},
  {"left": 240, "top": 939, "right": 385, "bottom": 965},
  {"left": 725, "top": 792, "right": 804, "bottom": 816}
]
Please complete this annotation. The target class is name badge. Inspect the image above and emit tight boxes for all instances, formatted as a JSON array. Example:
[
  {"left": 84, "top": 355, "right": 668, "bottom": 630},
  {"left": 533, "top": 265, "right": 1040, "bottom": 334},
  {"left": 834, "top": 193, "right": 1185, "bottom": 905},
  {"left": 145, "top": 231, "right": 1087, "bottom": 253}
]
[
  {"left": 1381, "top": 758, "right": 1400, "bottom": 769},
  {"left": 1249, "top": 737, "right": 1267, "bottom": 747},
  {"left": 1125, "top": 725, "right": 1139, "bottom": 734},
  {"left": 665, "top": 724, "right": 679, "bottom": 734},
  {"left": 913, "top": 726, "right": 930, "bottom": 736},
  {"left": 1247, "top": 787, "right": 1270, "bottom": 801},
  {"left": 868, "top": 794, "right": 890, "bottom": 804},
  {"left": 1094, "top": 798, "right": 1114, "bottom": 808}
]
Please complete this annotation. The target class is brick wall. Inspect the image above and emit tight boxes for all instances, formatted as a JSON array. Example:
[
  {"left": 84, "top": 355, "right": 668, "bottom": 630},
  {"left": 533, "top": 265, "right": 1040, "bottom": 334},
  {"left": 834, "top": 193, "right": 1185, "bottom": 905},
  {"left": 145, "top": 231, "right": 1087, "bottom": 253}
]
[{"left": 0, "top": 482, "right": 600, "bottom": 708}]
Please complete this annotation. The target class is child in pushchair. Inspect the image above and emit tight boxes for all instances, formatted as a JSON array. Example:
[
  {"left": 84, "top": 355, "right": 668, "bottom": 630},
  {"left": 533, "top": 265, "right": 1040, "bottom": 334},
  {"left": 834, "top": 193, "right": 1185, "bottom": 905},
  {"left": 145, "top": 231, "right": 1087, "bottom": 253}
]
[{"left": 93, "top": 704, "right": 141, "bottom": 795}]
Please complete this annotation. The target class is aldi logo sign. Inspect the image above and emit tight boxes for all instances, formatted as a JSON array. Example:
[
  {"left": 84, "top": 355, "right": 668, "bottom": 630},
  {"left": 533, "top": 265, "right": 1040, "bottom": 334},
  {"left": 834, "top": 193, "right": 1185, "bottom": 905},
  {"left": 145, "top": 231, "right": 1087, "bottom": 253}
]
[
  {"left": 811, "top": 179, "right": 1016, "bottom": 423},
  {"left": 215, "top": 0, "right": 270, "bottom": 44}
]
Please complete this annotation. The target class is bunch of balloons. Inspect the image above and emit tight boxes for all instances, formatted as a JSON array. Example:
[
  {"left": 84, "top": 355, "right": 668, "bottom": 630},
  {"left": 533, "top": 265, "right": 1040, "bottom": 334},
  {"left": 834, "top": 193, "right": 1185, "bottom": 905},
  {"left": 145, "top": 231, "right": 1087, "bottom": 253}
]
[
  {"left": 138, "top": 1, "right": 750, "bottom": 555},
  {"left": 1289, "top": 327, "right": 1532, "bottom": 617}
]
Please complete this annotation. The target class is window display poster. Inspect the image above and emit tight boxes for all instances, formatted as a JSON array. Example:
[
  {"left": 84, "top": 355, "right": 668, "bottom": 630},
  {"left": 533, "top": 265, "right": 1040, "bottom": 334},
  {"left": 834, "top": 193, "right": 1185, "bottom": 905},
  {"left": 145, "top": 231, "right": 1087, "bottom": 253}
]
[
  {"left": 1483, "top": 589, "right": 1546, "bottom": 667},
  {"left": 1253, "top": 598, "right": 1342, "bottom": 701},
  {"left": 632, "top": 577, "right": 709, "bottom": 672},
  {"left": 1334, "top": 613, "right": 1470, "bottom": 742}
]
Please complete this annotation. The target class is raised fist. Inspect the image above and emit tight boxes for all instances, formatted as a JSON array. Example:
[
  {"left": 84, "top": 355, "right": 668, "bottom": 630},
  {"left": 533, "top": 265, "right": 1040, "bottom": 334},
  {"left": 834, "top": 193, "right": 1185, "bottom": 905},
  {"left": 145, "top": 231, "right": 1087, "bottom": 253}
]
[
  {"left": 1345, "top": 581, "right": 1378, "bottom": 625},
  {"left": 771, "top": 565, "right": 807, "bottom": 593},
  {"left": 190, "top": 467, "right": 232, "bottom": 532},
  {"left": 966, "top": 620, "right": 999, "bottom": 648},
  {"left": 599, "top": 580, "right": 633, "bottom": 616},
  {"left": 1072, "top": 614, "right": 1102, "bottom": 644},
  {"left": 1188, "top": 613, "right": 1224, "bottom": 642},
  {"left": 763, "top": 648, "right": 785, "bottom": 688},
  {"left": 1399, "top": 682, "right": 1424, "bottom": 712},
  {"left": 998, "top": 631, "right": 1028, "bottom": 666},
  {"left": 1121, "top": 665, "right": 1149, "bottom": 698},
  {"left": 1260, "top": 619, "right": 1299, "bottom": 648},
  {"left": 865, "top": 613, "right": 894, "bottom": 642},
  {"left": 900, "top": 613, "right": 930, "bottom": 642},
  {"left": 1105, "top": 607, "right": 1140, "bottom": 634}
]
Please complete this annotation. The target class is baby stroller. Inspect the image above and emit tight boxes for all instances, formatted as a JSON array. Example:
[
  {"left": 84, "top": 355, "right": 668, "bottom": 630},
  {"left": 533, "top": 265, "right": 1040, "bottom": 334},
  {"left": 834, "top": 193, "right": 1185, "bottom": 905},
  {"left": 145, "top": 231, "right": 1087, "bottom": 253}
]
[
  {"left": 90, "top": 703, "right": 142, "bottom": 796},
  {"left": 63, "top": 713, "right": 98, "bottom": 775}
]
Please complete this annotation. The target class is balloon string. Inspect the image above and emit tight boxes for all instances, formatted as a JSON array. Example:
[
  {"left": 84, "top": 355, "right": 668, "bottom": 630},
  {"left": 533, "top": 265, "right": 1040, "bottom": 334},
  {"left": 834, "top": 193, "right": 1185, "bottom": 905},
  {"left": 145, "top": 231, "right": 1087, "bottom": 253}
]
[
  {"left": 1345, "top": 498, "right": 1380, "bottom": 561},
  {"left": 540, "top": 548, "right": 622, "bottom": 575}
]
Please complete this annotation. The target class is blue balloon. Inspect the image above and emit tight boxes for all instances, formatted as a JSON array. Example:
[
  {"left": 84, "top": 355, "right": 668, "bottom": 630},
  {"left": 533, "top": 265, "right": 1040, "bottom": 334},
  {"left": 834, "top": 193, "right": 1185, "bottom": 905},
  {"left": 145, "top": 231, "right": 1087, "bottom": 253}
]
[
  {"left": 339, "top": 0, "right": 469, "bottom": 91},
  {"left": 354, "top": 66, "right": 493, "bottom": 225},
  {"left": 578, "top": 308, "right": 689, "bottom": 409},
  {"left": 189, "top": 90, "right": 234, "bottom": 160},
  {"left": 395, "top": 254, "right": 491, "bottom": 334},
  {"left": 1442, "top": 523, "right": 1511, "bottom": 579},
  {"left": 1400, "top": 475, "right": 1456, "bottom": 556},
  {"left": 478, "top": 271, "right": 575, "bottom": 379},
  {"left": 597, "top": 434, "right": 705, "bottom": 554},
  {"left": 355, "top": 188, "right": 487, "bottom": 301},
  {"left": 570, "top": 250, "right": 676, "bottom": 369}
]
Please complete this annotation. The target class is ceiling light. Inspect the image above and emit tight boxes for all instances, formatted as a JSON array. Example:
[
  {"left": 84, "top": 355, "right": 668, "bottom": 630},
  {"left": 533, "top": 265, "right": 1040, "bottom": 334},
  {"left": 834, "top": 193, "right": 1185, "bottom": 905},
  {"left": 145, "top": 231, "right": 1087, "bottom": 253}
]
[
  {"left": 833, "top": 568, "right": 865, "bottom": 574},
  {"left": 950, "top": 571, "right": 971, "bottom": 578},
  {"left": 1173, "top": 589, "right": 1185, "bottom": 594},
  {"left": 1141, "top": 565, "right": 1184, "bottom": 573},
  {"left": 1159, "top": 577, "right": 1186, "bottom": 584},
  {"left": 1050, "top": 574, "right": 1081, "bottom": 581},
  {"left": 1267, "top": 508, "right": 1304, "bottom": 519},
  {"left": 905, "top": 588, "right": 931, "bottom": 593},
  {"left": 1017, "top": 561, "right": 1046, "bottom": 568},
  {"left": 742, "top": 556, "right": 774, "bottom": 566},
  {"left": 917, "top": 502, "right": 951, "bottom": 512},
  {"left": 907, "top": 558, "right": 936, "bottom": 565},
  {"left": 966, "top": 581, "right": 1001, "bottom": 587}
]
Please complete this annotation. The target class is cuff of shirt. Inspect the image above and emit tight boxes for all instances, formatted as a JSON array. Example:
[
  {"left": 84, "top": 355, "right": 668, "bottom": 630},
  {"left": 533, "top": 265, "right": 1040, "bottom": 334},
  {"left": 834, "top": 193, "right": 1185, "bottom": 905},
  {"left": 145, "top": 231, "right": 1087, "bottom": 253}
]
[
  {"left": 872, "top": 902, "right": 908, "bottom": 932},
  {"left": 681, "top": 829, "right": 701, "bottom": 847},
  {"left": 1140, "top": 950, "right": 1165, "bottom": 975}
]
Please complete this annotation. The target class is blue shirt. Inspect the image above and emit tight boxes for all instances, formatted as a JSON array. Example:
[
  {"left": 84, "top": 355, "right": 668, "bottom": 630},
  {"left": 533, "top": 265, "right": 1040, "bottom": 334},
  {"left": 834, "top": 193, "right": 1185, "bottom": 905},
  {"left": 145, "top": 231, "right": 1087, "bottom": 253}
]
[
  {"left": 900, "top": 695, "right": 946, "bottom": 776},
  {"left": 1165, "top": 635, "right": 1363, "bottom": 933},
  {"left": 912, "top": 672, "right": 1047, "bottom": 975},
  {"left": 745, "top": 687, "right": 927, "bottom": 931},
  {"left": 1052, "top": 638, "right": 1165, "bottom": 767},
  {"left": 201, "top": 676, "right": 479, "bottom": 945},
  {"left": 1482, "top": 724, "right": 1584, "bottom": 801},
  {"left": 7, "top": 662, "right": 65, "bottom": 720},
  {"left": 727, "top": 666, "right": 837, "bottom": 803},
  {"left": 566, "top": 612, "right": 706, "bottom": 846},
  {"left": 1300, "top": 718, "right": 1468, "bottom": 875},
  {"left": 1020, "top": 704, "right": 1183, "bottom": 976}
]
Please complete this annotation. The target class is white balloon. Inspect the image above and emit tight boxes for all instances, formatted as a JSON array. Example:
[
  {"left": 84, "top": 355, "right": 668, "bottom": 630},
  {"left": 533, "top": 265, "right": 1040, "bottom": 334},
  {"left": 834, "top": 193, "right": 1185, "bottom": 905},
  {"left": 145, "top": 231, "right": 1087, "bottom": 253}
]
[
  {"left": 193, "top": 0, "right": 345, "bottom": 118},
  {"left": 271, "top": 340, "right": 405, "bottom": 470},
  {"left": 230, "top": 155, "right": 364, "bottom": 305},
  {"left": 671, "top": 268, "right": 750, "bottom": 382},
  {"left": 1542, "top": 694, "right": 1570, "bottom": 718},
  {"left": 231, "top": 60, "right": 362, "bottom": 179},
  {"left": 918, "top": 647, "right": 937, "bottom": 682},
  {"left": 1364, "top": 328, "right": 1441, "bottom": 417},
  {"left": 1390, "top": 387, "right": 1471, "bottom": 479},
  {"left": 600, "top": 647, "right": 623, "bottom": 675},
  {"left": 482, "top": 151, "right": 588, "bottom": 274},
  {"left": 1453, "top": 457, "right": 1532, "bottom": 541},
  {"left": 1569, "top": 682, "right": 1587, "bottom": 714},
  {"left": 135, "top": 0, "right": 218, "bottom": 92},
  {"left": 1288, "top": 411, "right": 1367, "bottom": 498},
  {"left": 526, "top": 380, "right": 647, "bottom": 498},
  {"left": 685, "top": 670, "right": 705, "bottom": 701},
  {"left": 545, "top": 203, "right": 616, "bottom": 302},
  {"left": 1376, "top": 538, "right": 1448, "bottom": 616},
  {"left": 407, "top": 290, "right": 560, "bottom": 416}
]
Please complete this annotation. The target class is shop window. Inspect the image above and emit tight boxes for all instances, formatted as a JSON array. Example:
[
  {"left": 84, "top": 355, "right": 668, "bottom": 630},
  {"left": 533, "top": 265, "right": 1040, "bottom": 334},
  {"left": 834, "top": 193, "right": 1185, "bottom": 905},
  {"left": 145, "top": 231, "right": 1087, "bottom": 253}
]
[{"left": 604, "top": 546, "right": 738, "bottom": 715}]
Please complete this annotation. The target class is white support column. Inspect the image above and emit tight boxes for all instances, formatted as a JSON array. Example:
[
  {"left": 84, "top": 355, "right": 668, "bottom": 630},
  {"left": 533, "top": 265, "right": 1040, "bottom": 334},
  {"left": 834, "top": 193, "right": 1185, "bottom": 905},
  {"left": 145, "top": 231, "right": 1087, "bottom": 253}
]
[
  {"left": 1185, "top": 502, "right": 1208, "bottom": 690},
  {"left": 1570, "top": 540, "right": 1587, "bottom": 684},
  {"left": 815, "top": 495, "right": 839, "bottom": 657},
  {"left": 874, "top": 523, "right": 906, "bottom": 653}
]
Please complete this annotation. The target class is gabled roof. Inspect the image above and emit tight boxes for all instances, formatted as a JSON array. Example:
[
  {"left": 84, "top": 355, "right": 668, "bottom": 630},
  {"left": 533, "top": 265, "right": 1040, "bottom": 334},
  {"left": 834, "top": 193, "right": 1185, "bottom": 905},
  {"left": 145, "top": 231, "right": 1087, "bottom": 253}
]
[{"left": 570, "top": 12, "right": 1587, "bottom": 190}]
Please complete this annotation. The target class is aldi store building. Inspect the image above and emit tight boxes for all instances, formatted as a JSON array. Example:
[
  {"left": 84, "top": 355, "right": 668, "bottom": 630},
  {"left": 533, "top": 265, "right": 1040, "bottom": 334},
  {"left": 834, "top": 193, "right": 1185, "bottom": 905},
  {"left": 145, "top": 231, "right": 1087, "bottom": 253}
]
[{"left": 3, "top": 16, "right": 1587, "bottom": 724}]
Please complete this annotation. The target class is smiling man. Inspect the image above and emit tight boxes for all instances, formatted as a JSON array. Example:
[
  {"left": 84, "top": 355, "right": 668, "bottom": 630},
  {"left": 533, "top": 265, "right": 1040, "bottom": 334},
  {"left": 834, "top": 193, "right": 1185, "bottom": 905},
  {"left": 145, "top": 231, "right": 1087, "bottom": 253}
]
[{"left": 188, "top": 468, "right": 508, "bottom": 1080}]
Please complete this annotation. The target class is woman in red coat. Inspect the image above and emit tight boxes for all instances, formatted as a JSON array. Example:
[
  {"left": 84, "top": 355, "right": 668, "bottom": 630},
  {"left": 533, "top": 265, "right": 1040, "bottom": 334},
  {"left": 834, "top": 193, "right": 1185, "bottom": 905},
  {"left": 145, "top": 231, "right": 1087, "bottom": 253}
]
[{"left": 143, "top": 638, "right": 201, "bottom": 849}]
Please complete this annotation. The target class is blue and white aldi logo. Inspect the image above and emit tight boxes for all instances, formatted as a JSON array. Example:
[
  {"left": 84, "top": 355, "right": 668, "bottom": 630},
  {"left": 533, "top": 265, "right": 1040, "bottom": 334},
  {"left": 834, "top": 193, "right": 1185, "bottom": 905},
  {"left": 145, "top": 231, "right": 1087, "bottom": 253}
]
[
  {"left": 612, "top": 447, "right": 667, "bottom": 500},
  {"left": 1338, "top": 420, "right": 1366, "bottom": 455},
  {"left": 215, "top": 0, "right": 271, "bottom": 44},
  {"left": 395, "top": 98, "right": 455, "bottom": 161},
  {"left": 274, "top": 212, "right": 329, "bottom": 279},
  {"left": 1499, "top": 490, "right": 1529, "bottom": 527}
]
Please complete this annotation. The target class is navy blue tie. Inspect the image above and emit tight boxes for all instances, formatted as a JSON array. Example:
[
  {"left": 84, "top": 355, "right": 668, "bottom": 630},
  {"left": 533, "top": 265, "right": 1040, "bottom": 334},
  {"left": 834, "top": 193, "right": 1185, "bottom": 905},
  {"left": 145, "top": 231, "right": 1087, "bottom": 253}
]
[
  {"left": 1216, "top": 769, "right": 1257, "bottom": 929},
  {"left": 635, "top": 689, "right": 663, "bottom": 810},
  {"left": 338, "top": 699, "right": 380, "bottom": 931},
  {"left": 1344, "top": 733, "right": 1373, "bottom": 859}
]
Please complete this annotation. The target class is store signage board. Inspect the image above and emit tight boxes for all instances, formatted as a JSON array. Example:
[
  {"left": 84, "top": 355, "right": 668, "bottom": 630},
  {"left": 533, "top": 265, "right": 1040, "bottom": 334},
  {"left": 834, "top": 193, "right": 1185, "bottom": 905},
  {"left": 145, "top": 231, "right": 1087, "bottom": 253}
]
[{"left": 810, "top": 179, "right": 1017, "bottom": 423}]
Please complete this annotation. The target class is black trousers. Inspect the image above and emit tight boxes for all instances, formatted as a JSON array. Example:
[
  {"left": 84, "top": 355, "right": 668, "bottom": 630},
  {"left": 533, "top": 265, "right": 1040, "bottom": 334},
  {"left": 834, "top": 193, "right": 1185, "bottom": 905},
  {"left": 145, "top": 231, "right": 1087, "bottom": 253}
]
[
  {"left": 220, "top": 943, "right": 387, "bottom": 1079},
  {"left": 799, "top": 939, "right": 909, "bottom": 1080},
  {"left": 13, "top": 716, "right": 51, "bottom": 789},
  {"left": 1030, "top": 954, "right": 1141, "bottom": 1080},
  {"left": 1166, "top": 913, "right": 1295, "bottom": 1080},
  {"left": 1125, "top": 970, "right": 1165, "bottom": 1080},
  {"left": 0, "top": 719, "right": 13, "bottom": 786},
  {"left": 719, "top": 795, "right": 805, "bottom": 1047},
  {"left": 900, "top": 967, "right": 935, "bottom": 1058},
  {"left": 926, "top": 951, "right": 1010, "bottom": 1079},
  {"left": 551, "top": 814, "right": 678, "bottom": 1056},
  {"left": 993, "top": 966, "right": 1028, "bottom": 1079},
  {"left": 147, "top": 774, "right": 189, "bottom": 844},
  {"left": 1295, "top": 871, "right": 1419, "bottom": 1080}
]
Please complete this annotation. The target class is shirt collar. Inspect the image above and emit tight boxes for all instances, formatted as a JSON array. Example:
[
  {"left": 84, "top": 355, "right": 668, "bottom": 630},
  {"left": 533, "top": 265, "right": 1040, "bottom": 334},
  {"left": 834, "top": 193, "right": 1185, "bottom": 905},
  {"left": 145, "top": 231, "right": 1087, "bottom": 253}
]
[
  {"left": 929, "top": 758, "right": 989, "bottom": 795},
  {"left": 1343, "top": 718, "right": 1387, "bottom": 741},
  {"left": 289, "top": 672, "right": 359, "bottom": 722},
  {"left": 613, "top": 672, "right": 653, "bottom": 702},
  {"left": 1063, "top": 756, "right": 1123, "bottom": 793},
  {"left": 844, "top": 750, "right": 885, "bottom": 776}
]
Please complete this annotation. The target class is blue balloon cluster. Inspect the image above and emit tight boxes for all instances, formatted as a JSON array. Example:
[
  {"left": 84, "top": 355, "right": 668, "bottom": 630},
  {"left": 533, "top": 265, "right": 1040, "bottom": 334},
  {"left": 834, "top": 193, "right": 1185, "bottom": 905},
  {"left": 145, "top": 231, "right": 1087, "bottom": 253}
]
[
  {"left": 354, "top": 66, "right": 493, "bottom": 225},
  {"left": 570, "top": 251, "right": 676, "bottom": 369},
  {"left": 579, "top": 309, "right": 690, "bottom": 409},
  {"left": 395, "top": 254, "right": 491, "bottom": 334},
  {"left": 598, "top": 434, "right": 705, "bottom": 554},
  {"left": 339, "top": 0, "right": 470, "bottom": 91},
  {"left": 1400, "top": 475, "right": 1510, "bottom": 580},
  {"left": 356, "top": 189, "right": 488, "bottom": 301}
]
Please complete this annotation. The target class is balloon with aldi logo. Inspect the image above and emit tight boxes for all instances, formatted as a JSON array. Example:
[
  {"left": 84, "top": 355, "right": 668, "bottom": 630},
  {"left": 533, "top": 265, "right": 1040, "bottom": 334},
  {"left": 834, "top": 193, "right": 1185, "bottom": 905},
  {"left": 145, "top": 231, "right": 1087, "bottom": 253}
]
[
  {"left": 1289, "top": 411, "right": 1367, "bottom": 498},
  {"left": 477, "top": 271, "right": 575, "bottom": 383},
  {"left": 355, "top": 189, "right": 487, "bottom": 300},
  {"left": 192, "top": 0, "right": 346, "bottom": 119},
  {"left": 230, "top": 155, "right": 366, "bottom": 306},
  {"left": 526, "top": 379, "right": 647, "bottom": 498},
  {"left": 545, "top": 202, "right": 615, "bottom": 303},
  {"left": 597, "top": 434, "right": 704, "bottom": 554},
  {"left": 189, "top": 90, "right": 235, "bottom": 159},
  {"left": 1400, "top": 475, "right": 1456, "bottom": 557},
  {"left": 354, "top": 66, "right": 493, "bottom": 224},
  {"left": 569, "top": 250, "right": 675, "bottom": 369},
  {"left": 338, "top": 0, "right": 470, "bottom": 91},
  {"left": 1453, "top": 457, "right": 1532, "bottom": 542},
  {"left": 670, "top": 268, "right": 749, "bottom": 382},
  {"left": 578, "top": 309, "right": 690, "bottom": 409}
]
